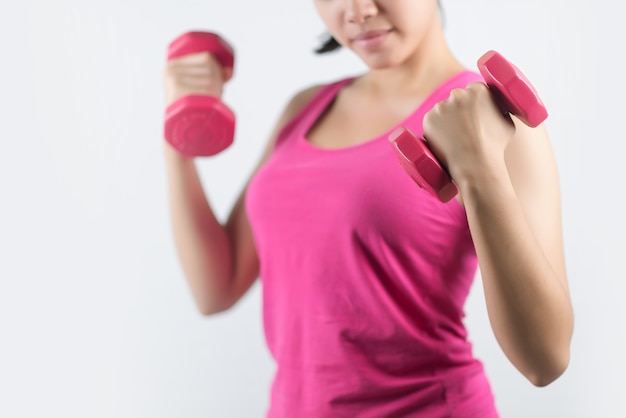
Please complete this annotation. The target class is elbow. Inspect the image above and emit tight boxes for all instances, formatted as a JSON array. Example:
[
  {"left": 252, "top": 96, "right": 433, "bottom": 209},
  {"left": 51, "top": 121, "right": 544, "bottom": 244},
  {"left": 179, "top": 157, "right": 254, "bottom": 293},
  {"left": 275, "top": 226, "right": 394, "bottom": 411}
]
[
  {"left": 522, "top": 314, "right": 574, "bottom": 387},
  {"left": 525, "top": 348, "right": 571, "bottom": 387},
  {"left": 193, "top": 275, "right": 237, "bottom": 316},
  {"left": 197, "top": 299, "right": 234, "bottom": 316},
  {"left": 198, "top": 304, "right": 223, "bottom": 316},
  {"left": 196, "top": 292, "right": 235, "bottom": 316}
]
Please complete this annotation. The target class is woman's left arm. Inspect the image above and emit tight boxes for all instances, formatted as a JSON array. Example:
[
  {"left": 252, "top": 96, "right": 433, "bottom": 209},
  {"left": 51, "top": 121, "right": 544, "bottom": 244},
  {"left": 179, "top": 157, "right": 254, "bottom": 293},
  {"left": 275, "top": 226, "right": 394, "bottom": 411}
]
[{"left": 425, "top": 83, "right": 574, "bottom": 387}]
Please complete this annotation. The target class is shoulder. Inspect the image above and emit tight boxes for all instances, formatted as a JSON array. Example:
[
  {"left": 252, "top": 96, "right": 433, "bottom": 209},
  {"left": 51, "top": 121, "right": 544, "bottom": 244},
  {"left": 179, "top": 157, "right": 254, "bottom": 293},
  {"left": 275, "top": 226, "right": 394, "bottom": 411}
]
[
  {"left": 266, "top": 85, "right": 323, "bottom": 148},
  {"left": 280, "top": 84, "right": 324, "bottom": 122},
  {"left": 255, "top": 84, "right": 326, "bottom": 160},
  {"left": 275, "top": 77, "right": 354, "bottom": 128},
  {"left": 281, "top": 76, "right": 354, "bottom": 115}
]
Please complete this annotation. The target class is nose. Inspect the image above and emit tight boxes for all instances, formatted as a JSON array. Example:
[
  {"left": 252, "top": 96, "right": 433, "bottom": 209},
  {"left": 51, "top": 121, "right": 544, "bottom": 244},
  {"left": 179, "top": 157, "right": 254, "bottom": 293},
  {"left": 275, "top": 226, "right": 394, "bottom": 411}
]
[{"left": 345, "top": 0, "right": 378, "bottom": 23}]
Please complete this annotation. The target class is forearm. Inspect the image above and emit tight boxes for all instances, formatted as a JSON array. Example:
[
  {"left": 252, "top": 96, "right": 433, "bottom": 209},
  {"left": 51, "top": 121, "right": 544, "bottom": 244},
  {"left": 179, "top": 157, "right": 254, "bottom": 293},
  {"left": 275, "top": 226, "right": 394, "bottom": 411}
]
[
  {"left": 163, "top": 143, "right": 234, "bottom": 314},
  {"left": 459, "top": 163, "right": 573, "bottom": 386}
]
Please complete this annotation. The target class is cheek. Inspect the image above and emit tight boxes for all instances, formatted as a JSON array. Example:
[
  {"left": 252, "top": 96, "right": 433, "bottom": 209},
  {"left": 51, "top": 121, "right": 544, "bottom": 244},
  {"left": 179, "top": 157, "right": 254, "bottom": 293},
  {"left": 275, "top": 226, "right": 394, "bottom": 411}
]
[
  {"left": 313, "top": 1, "right": 347, "bottom": 42},
  {"left": 387, "top": 0, "right": 438, "bottom": 33}
]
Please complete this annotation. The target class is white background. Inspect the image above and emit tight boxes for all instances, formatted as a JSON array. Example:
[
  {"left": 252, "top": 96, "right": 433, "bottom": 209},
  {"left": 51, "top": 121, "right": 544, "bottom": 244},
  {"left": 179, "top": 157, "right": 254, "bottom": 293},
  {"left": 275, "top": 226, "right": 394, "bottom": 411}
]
[{"left": 0, "top": 0, "right": 622, "bottom": 417}]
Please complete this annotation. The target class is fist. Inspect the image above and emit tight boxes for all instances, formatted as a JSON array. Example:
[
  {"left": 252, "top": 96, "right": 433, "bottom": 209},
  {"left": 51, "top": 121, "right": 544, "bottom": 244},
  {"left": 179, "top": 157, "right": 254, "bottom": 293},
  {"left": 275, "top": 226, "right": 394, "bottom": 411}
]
[
  {"left": 422, "top": 82, "right": 516, "bottom": 184},
  {"left": 162, "top": 52, "right": 230, "bottom": 108}
]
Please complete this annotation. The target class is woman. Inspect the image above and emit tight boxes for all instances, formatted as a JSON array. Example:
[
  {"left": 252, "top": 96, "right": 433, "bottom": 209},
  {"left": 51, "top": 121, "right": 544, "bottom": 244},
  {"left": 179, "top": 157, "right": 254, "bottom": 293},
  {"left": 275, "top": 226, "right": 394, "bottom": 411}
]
[{"left": 162, "top": 0, "right": 574, "bottom": 416}]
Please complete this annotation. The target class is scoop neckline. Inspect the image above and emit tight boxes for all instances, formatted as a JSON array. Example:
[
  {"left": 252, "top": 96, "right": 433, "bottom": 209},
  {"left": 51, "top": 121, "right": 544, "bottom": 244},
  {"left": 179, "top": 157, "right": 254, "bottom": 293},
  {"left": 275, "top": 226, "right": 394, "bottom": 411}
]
[{"left": 297, "top": 70, "right": 476, "bottom": 155}]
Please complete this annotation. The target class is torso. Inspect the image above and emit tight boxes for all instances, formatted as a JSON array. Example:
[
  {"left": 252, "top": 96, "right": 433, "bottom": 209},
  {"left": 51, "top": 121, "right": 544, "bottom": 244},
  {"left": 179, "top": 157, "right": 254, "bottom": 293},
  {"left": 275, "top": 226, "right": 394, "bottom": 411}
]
[{"left": 244, "top": 67, "right": 495, "bottom": 418}]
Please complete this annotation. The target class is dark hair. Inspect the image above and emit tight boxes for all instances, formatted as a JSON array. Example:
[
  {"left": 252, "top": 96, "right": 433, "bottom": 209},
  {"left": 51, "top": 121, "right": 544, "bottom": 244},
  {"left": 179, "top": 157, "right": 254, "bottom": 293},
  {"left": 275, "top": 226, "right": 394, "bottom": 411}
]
[
  {"left": 314, "top": 0, "right": 444, "bottom": 55},
  {"left": 314, "top": 36, "right": 342, "bottom": 54}
]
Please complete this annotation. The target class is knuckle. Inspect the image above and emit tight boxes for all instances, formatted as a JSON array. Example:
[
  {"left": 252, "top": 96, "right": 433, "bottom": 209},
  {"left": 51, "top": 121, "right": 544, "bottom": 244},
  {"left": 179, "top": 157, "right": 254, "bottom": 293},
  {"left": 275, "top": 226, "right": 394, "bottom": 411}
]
[
  {"left": 468, "top": 82, "right": 487, "bottom": 97},
  {"left": 432, "top": 101, "right": 444, "bottom": 113},
  {"left": 423, "top": 109, "right": 437, "bottom": 127},
  {"left": 163, "top": 62, "right": 176, "bottom": 75},
  {"left": 163, "top": 69, "right": 179, "bottom": 85},
  {"left": 448, "top": 88, "right": 465, "bottom": 101},
  {"left": 195, "top": 52, "right": 215, "bottom": 66}
]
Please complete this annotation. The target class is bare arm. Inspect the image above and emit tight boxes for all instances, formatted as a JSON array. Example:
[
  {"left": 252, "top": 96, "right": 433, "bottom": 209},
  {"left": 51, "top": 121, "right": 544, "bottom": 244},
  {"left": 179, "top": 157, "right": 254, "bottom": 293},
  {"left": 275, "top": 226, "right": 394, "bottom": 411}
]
[
  {"left": 163, "top": 144, "right": 233, "bottom": 315},
  {"left": 163, "top": 77, "right": 320, "bottom": 315},
  {"left": 424, "top": 83, "right": 574, "bottom": 386},
  {"left": 459, "top": 120, "right": 573, "bottom": 386}
]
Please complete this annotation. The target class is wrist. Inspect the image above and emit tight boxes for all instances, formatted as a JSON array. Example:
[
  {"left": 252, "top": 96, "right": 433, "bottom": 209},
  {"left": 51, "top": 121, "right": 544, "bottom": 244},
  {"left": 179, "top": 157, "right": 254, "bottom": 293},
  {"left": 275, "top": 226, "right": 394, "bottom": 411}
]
[
  {"left": 454, "top": 157, "right": 513, "bottom": 200},
  {"left": 163, "top": 140, "right": 195, "bottom": 165}
]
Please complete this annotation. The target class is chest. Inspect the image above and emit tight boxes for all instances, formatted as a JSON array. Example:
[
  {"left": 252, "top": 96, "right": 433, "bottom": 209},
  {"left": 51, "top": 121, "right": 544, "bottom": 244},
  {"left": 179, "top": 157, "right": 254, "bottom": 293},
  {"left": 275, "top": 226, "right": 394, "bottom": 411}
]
[
  {"left": 305, "top": 94, "right": 422, "bottom": 149},
  {"left": 246, "top": 141, "right": 464, "bottom": 257}
]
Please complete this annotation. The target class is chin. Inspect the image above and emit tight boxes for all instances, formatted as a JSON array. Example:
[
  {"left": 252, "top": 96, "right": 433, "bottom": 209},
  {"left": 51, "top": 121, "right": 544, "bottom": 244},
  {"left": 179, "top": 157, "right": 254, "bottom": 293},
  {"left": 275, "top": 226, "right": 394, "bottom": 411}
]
[
  {"left": 361, "top": 54, "right": 401, "bottom": 70},
  {"left": 350, "top": 44, "right": 404, "bottom": 70}
]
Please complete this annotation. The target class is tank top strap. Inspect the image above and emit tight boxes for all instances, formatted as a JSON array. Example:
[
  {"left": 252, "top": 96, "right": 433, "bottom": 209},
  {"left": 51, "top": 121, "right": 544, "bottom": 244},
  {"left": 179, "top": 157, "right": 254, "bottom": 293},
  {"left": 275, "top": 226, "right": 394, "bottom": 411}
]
[{"left": 274, "top": 77, "right": 355, "bottom": 150}]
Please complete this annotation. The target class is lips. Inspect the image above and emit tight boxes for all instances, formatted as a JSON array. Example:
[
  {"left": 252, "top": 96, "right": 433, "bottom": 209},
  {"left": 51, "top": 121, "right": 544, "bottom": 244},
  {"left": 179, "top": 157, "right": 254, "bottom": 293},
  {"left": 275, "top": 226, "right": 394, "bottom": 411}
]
[
  {"left": 352, "top": 29, "right": 391, "bottom": 41},
  {"left": 351, "top": 29, "right": 392, "bottom": 50}
]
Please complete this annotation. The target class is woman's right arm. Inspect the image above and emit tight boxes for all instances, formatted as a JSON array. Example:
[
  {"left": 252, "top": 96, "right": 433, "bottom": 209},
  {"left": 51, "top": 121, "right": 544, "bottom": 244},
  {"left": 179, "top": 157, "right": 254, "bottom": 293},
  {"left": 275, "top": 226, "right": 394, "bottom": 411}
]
[{"left": 162, "top": 51, "right": 319, "bottom": 315}]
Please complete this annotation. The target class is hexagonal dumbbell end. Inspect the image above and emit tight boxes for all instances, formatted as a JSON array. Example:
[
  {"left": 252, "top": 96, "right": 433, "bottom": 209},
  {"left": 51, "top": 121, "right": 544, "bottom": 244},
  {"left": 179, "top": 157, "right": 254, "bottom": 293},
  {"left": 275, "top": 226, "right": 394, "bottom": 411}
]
[
  {"left": 388, "top": 126, "right": 459, "bottom": 203},
  {"left": 477, "top": 50, "right": 548, "bottom": 128}
]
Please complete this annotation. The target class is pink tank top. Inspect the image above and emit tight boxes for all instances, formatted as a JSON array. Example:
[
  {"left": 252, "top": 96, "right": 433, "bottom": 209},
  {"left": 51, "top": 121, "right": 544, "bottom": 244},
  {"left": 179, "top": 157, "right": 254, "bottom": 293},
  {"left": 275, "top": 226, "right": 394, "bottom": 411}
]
[{"left": 245, "top": 71, "right": 499, "bottom": 417}]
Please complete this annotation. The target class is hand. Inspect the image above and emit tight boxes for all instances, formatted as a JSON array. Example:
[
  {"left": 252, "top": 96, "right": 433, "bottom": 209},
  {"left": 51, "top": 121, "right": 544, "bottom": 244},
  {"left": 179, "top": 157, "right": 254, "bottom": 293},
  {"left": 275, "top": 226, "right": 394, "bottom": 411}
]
[
  {"left": 162, "top": 52, "right": 227, "bottom": 108},
  {"left": 422, "top": 82, "right": 516, "bottom": 186}
]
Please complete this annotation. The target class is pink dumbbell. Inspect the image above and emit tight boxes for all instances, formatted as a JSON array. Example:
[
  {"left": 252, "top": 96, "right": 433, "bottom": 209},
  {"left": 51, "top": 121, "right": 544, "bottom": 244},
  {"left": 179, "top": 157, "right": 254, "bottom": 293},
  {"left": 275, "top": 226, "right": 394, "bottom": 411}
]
[
  {"left": 389, "top": 50, "right": 548, "bottom": 202},
  {"left": 164, "top": 31, "right": 236, "bottom": 157}
]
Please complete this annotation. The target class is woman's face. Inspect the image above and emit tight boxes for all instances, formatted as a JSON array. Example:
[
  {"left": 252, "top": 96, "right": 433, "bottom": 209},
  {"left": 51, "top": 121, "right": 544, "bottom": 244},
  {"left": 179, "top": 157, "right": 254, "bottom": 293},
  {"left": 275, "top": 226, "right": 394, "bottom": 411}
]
[{"left": 313, "top": 0, "right": 440, "bottom": 69}]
